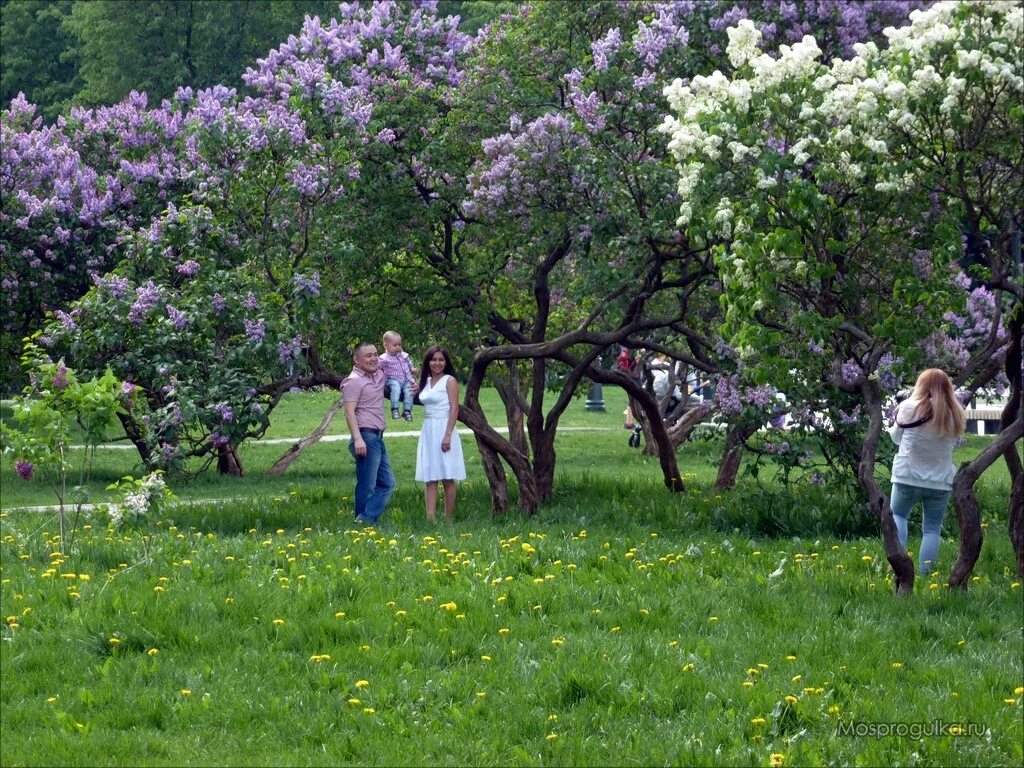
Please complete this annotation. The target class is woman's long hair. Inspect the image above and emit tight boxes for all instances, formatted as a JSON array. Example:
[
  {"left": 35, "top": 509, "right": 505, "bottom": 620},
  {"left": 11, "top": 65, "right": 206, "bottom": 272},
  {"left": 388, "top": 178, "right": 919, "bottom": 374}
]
[
  {"left": 901, "top": 368, "right": 966, "bottom": 437},
  {"left": 418, "top": 345, "right": 457, "bottom": 393}
]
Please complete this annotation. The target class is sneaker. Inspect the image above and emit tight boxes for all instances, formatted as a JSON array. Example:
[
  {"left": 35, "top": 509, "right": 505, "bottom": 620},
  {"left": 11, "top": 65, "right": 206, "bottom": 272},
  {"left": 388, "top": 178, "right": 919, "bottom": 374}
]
[
  {"left": 402, "top": 411, "right": 413, "bottom": 422},
  {"left": 391, "top": 408, "right": 400, "bottom": 420}
]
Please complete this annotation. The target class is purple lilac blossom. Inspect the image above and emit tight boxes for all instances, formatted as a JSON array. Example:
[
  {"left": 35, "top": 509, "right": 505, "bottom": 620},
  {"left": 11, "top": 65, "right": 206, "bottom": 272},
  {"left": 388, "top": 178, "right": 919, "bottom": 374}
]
[
  {"left": 244, "top": 318, "right": 266, "bottom": 343},
  {"left": 52, "top": 359, "right": 69, "bottom": 389}
]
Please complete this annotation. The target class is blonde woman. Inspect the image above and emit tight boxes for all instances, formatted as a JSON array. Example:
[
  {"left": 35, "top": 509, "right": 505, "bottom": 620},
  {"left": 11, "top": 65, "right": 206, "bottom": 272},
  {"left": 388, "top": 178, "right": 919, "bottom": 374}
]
[{"left": 888, "top": 369, "right": 967, "bottom": 574}]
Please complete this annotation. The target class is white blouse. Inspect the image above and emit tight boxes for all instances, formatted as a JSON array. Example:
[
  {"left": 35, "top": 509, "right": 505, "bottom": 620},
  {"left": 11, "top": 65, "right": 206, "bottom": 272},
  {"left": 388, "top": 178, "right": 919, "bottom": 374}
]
[{"left": 888, "top": 400, "right": 958, "bottom": 491}]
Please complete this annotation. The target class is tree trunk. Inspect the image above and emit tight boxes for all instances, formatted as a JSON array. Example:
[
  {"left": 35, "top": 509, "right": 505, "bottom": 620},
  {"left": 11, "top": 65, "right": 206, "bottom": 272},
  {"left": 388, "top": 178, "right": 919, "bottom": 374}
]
[
  {"left": 628, "top": 387, "right": 685, "bottom": 492},
  {"left": 859, "top": 380, "right": 915, "bottom": 595},
  {"left": 217, "top": 443, "right": 244, "bottom": 476},
  {"left": 1011, "top": 468, "right": 1024, "bottom": 577},
  {"left": 1001, "top": 308, "right": 1023, "bottom": 575},
  {"left": 475, "top": 434, "right": 510, "bottom": 517},
  {"left": 118, "top": 412, "right": 153, "bottom": 465},
  {"left": 459, "top": 403, "right": 540, "bottom": 515},
  {"left": 533, "top": 432, "right": 557, "bottom": 502},
  {"left": 948, "top": 418, "right": 1024, "bottom": 587},
  {"left": 266, "top": 395, "right": 345, "bottom": 476},
  {"left": 715, "top": 421, "right": 758, "bottom": 492},
  {"left": 667, "top": 401, "right": 715, "bottom": 447},
  {"left": 494, "top": 361, "right": 528, "bottom": 457}
]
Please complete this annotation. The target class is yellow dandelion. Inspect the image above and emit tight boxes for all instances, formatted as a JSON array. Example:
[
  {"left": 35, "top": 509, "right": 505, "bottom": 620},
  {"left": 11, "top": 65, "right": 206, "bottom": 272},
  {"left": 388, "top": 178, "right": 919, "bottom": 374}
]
[
  {"left": 1004, "top": 698, "right": 1017, "bottom": 705},
  {"left": 180, "top": 689, "right": 192, "bottom": 696},
  {"left": 552, "top": 638, "right": 565, "bottom": 647},
  {"left": 785, "top": 655, "right": 796, "bottom": 662},
  {"left": 828, "top": 705, "right": 841, "bottom": 715},
  {"left": 757, "top": 663, "right": 769, "bottom": 669},
  {"left": 335, "top": 611, "right": 346, "bottom": 618},
  {"left": 770, "top": 754, "right": 785, "bottom": 767},
  {"left": 683, "top": 663, "right": 695, "bottom": 672},
  {"left": 355, "top": 680, "right": 369, "bottom": 689},
  {"left": 611, "top": 626, "right": 621, "bottom": 633},
  {"left": 348, "top": 698, "right": 361, "bottom": 706},
  {"left": 498, "top": 628, "right": 510, "bottom": 636},
  {"left": 709, "top": 616, "right": 719, "bottom": 622},
  {"left": 147, "top": 648, "right": 159, "bottom": 656},
  {"left": 791, "top": 674, "right": 802, "bottom": 682},
  {"left": 891, "top": 662, "right": 903, "bottom": 670},
  {"left": 422, "top": 595, "right": 433, "bottom": 602},
  {"left": 784, "top": 695, "right": 798, "bottom": 705},
  {"left": 153, "top": 586, "right": 165, "bottom": 593},
  {"left": 751, "top": 717, "right": 766, "bottom": 726},
  {"left": 47, "top": 696, "right": 58, "bottom": 704},
  {"left": 1014, "top": 687, "right": 1023, "bottom": 696},
  {"left": 440, "top": 602, "right": 458, "bottom": 611},
  {"left": 363, "top": 707, "right": 375, "bottom": 714},
  {"left": 742, "top": 681, "right": 755, "bottom": 688},
  {"left": 548, "top": 714, "right": 558, "bottom": 721},
  {"left": 476, "top": 692, "right": 486, "bottom": 699},
  {"left": 395, "top": 610, "right": 407, "bottom": 617},
  {"left": 1011, "top": 582, "right": 1020, "bottom": 589},
  {"left": 272, "top": 618, "right": 285, "bottom": 626},
  {"left": 546, "top": 733, "right": 558, "bottom": 741},
  {"left": 481, "top": 655, "right": 492, "bottom": 662}
]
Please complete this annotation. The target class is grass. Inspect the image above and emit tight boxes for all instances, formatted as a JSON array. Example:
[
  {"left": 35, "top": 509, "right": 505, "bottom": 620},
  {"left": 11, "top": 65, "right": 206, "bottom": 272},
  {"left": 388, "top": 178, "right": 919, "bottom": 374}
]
[
  {"left": 1, "top": 497, "right": 1021, "bottom": 766},
  {"left": 1, "top": 388, "right": 1021, "bottom": 766}
]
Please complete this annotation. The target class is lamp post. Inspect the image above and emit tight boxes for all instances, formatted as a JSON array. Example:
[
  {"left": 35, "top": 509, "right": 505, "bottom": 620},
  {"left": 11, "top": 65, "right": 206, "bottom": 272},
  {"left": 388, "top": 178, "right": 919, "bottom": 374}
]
[{"left": 586, "top": 354, "right": 607, "bottom": 411}]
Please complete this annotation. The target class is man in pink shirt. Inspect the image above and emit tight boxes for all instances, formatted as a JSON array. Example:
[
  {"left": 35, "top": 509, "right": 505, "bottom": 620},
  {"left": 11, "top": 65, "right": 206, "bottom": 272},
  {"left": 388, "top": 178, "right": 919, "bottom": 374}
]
[{"left": 341, "top": 342, "right": 412, "bottom": 524}]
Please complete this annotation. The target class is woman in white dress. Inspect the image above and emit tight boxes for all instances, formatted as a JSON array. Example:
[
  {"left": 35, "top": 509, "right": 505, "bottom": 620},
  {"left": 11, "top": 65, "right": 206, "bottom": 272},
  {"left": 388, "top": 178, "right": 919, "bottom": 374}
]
[{"left": 415, "top": 345, "right": 466, "bottom": 521}]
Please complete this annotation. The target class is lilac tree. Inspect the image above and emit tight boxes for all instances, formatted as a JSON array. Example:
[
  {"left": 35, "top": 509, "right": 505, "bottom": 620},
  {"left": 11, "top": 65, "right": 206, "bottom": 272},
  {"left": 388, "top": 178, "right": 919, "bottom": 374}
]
[{"left": 662, "top": 1, "right": 1021, "bottom": 591}]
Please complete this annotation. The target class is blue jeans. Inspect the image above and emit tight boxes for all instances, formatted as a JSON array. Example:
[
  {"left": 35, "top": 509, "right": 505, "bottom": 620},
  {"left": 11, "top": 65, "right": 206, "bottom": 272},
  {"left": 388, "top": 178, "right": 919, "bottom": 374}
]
[
  {"left": 348, "top": 430, "right": 395, "bottom": 523},
  {"left": 890, "top": 482, "right": 951, "bottom": 575},
  {"left": 386, "top": 378, "right": 414, "bottom": 413}
]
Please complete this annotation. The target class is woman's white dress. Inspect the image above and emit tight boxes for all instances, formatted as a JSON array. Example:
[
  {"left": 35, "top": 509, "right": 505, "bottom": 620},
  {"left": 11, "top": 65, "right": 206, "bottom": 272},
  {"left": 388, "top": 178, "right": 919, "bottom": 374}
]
[{"left": 416, "top": 374, "right": 466, "bottom": 482}]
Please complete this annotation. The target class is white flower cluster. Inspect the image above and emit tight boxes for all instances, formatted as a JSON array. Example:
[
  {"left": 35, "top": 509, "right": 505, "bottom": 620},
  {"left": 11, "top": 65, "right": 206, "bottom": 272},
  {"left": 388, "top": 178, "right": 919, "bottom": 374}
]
[
  {"left": 108, "top": 472, "right": 168, "bottom": 528},
  {"left": 661, "top": 0, "right": 1022, "bottom": 228}
]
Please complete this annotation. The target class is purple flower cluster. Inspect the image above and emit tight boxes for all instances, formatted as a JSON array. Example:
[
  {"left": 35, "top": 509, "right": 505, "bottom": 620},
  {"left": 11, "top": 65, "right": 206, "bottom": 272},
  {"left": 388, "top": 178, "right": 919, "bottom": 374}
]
[
  {"left": 52, "top": 359, "right": 69, "bottom": 389},
  {"left": 129, "top": 281, "right": 161, "bottom": 326},
  {"left": 214, "top": 402, "right": 235, "bottom": 423},
  {"left": 165, "top": 305, "right": 189, "bottom": 330},
  {"left": 467, "top": 113, "right": 589, "bottom": 217},
  {"left": 176, "top": 260, "right": 200, "bottom": 277},
  {"left": 293, "top": 272, "right": 321, "bottom": 299},
  {"left": 15, "top": 459, "right": 34, "bottom": 480},
  {"left": 244, "top": 318, "right": 266, "bottom": 343},
  {"left": 278, "top": 335, "right": 303, "bottom": 364},
  {"left": 93, "top": 273, "right": 130, "bottom": 298}
]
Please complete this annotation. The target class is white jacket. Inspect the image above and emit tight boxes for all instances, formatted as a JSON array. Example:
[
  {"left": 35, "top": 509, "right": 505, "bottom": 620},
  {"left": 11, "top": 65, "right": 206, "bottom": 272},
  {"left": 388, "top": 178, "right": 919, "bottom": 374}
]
[{"left": 888, "top": 400, "right": 958, "bottom": 491}]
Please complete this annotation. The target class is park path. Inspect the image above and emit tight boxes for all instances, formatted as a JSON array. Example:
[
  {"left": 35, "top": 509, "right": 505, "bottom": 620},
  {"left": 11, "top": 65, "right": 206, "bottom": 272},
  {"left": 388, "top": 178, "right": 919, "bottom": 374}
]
[{"left": 0, "top": 425, "right": 616, "bottom": 514}]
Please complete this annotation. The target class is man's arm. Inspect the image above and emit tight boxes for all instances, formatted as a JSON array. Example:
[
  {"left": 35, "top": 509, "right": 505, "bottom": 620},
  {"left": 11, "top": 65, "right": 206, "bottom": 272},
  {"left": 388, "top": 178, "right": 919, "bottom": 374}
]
[{"left": 342, "top": 384, "right": 367, "bottom": 457}]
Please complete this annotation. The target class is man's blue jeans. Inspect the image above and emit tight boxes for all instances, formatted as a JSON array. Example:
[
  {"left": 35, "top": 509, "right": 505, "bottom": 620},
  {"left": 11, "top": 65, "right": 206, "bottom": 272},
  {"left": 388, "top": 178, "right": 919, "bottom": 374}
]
[
  {"left": 348, "top": 430, "right": 395, "bottom": 523},
  {"left": 386, "top": 377, "right": 414, "bottom": 413},
  {"left": 890, "top": 482, "right": 951, "bottom": 575}
]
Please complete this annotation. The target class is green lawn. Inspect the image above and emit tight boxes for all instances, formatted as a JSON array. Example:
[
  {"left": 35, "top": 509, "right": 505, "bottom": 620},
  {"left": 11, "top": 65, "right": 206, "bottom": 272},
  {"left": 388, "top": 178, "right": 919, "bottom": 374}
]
[{"left": 1, "top": 388, "right": 1021, "bottom": 766}]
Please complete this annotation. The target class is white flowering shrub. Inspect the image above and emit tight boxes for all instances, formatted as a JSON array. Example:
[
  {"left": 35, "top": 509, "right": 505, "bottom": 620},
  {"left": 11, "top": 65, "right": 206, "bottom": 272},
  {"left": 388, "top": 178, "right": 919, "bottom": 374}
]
[{"left": 106, "top": 471, "right": 174, "bottom": 529}]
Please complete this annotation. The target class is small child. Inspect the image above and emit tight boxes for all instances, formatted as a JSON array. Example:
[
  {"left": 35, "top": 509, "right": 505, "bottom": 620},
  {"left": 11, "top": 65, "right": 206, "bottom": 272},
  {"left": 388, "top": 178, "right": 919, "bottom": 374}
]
[{"left": 379, "top": 331, "right": 418, "bottom": 421}]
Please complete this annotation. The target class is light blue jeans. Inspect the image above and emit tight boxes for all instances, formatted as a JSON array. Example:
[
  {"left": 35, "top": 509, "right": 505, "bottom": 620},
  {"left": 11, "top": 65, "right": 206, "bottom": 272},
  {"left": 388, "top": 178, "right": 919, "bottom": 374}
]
[
  {"left": 348, "top": 430, "right": 395, "bottom": 523},
  {"left": 890, "top": 482, "right": 951, "bottom": 574},
  {"left": 386, "top": 377, "right": 414, "bottom": 413}
]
